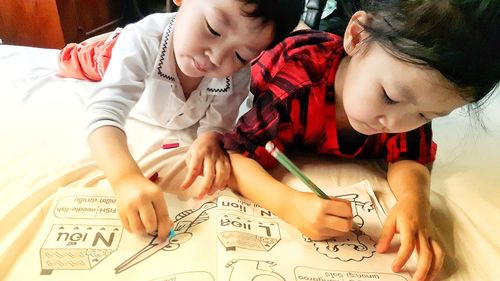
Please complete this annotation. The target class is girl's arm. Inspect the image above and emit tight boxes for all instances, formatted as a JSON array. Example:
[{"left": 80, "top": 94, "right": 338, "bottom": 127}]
[
  {"left": 88, "top": 126, "right": 173, "bottom": 241},
  {"left": 377, "top": 160, "right": 444, "bottom": 281},
  {"left": 227, "top": 152, "right": 354, "bottom": 240}
]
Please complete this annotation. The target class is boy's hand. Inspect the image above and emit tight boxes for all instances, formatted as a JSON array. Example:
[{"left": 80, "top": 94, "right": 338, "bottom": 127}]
[
  {"left": 181, "top": 132, "right": 230, "bottom": 198},
  {"left": 376, "top": 198, "right": 444, "bottom": 281},
  {"left": 284, "top": 191, "right": 354, "bottom": 240},
  {"left": 114, "top": 174, "right": 173, "bottom": 241}
]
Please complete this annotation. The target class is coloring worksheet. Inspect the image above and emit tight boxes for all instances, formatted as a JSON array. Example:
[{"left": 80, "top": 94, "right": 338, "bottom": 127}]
[{"left": 6, "top": 181, "right": 415, "bottom": 281}]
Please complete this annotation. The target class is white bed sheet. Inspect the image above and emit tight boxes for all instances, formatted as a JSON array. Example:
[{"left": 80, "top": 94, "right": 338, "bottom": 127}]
[{"left": 0, "top": 44, "right": 498, "bottom": 280}]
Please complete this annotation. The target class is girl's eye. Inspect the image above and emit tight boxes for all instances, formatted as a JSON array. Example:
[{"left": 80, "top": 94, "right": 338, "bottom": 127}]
[
  {"left": 206, "top": 20, "right": 220, "bottom": 37},
  {"left": 382, "top": 91, "right": 398, "bottom": 105},
  {"left": 235, "top": 52, "right": 247, "bottom": 64},
  {"left": 419, "top": 113, "right": 431, "bottom": 122}
]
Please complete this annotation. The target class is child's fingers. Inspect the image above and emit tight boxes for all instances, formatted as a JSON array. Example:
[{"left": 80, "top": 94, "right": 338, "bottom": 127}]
[
  {"left": 153, "top": 198, "right": 172, "bottom": 241},
  {"left": 325, "top": 198, "right": 353, "bottom": 218},
  {"left": 392, "top": 227, "right": 415, "bottom": 272},
  {"left": 413, "top": 234, "right": 432, "bottom": 281},
  {"left": 128, "top": 210, "right": 146, "bottom": 234},
  {"left": 377, "top": 216, "right": 396, "bottom": 253},
  {"left": 197, "top": 158, "right": 215, "bottom": 199},
  {"left": 118, "top": 210, "right": 131, "bottom": 232},
  {"left": 323, "top": 214, "right": 353, "bottom": 234},
  {"left": 211, "top": 160, "right": 229, "bottom": 192},
  {"left": 427, "top": 238, "right": 445, "bottom": 281},
  {"left": 308, "top": 229, "right": 347, "bottom": 241},
  {"left": 181, "top": 154, "right": 203, "bottom": 189},
  {"left": 138, "top": 202, "right": 158, "bottom": 234}
]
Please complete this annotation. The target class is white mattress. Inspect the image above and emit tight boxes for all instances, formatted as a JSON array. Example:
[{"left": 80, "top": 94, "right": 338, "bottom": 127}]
[{"left": 0, "top": 44, "right": 498, "bottom": 280}]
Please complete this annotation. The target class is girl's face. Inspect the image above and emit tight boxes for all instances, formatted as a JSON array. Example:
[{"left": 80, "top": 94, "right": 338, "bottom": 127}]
[
  {"left": 336, "top": 12, "right": 469, "bottom": 135},
  {"left": 173, "top": 0, "right": 274, "bottom": 78}
]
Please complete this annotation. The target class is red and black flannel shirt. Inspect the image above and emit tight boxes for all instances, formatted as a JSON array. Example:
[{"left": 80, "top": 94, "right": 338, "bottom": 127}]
[{"left": 224, "top": 30, "right": 436, "bottom": 169}]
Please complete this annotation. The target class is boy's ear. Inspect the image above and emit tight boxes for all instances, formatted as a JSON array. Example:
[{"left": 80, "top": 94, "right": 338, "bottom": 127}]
[
  {"left": 173, "top": 0, "right": 182, "bottom": 6},
  {"left": 343, "top": 11, "right": 370, "bottom": 56}
]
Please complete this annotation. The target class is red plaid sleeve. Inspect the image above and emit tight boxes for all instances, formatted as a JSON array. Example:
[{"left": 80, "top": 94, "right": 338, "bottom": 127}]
[
  {"left": 383, "top": 123, "right": 437, "bottom": 165},
  {"left": 224, "top": 31, "right": 340, "bottom": 167}
]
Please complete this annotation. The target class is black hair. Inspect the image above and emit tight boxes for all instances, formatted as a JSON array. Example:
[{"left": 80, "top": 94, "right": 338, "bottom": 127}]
[
  {"left": 238, "top": 0, "right": 306, "bottom": 47},
  {"left": 336, "top": 0, "right": 500, "bottom": 104}
]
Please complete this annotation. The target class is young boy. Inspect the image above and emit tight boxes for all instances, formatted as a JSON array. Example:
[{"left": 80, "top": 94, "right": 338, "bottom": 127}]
[
  {"left": 70, "top": 0, "right": 305, "bottom": 242},
  {"left": 223, "top": 0, "right": 499, "bottom": 280}
]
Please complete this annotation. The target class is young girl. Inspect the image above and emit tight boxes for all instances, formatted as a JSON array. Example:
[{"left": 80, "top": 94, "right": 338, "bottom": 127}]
[
  {"left": 223, "top": 0, "right": 499, "bottom": 280},
  {"left": 61, "top": 0, "right": 305, "bottom": 242}
]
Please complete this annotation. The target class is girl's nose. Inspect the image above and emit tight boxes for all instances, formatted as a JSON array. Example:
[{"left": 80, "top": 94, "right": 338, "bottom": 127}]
[{"left": 377, "top": 115, "right": 389, "bottom": 129}]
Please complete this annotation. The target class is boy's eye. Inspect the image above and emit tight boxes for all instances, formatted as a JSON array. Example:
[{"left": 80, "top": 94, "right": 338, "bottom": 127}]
[
  {"left": 382, "top": 91, "right": 398, "bottom": 105},
  {"left": 206, "top": 20, "right": 220, "bottom": 37},
  {"left": 235, "top": 52, "right": 247, "bottom": 64}
]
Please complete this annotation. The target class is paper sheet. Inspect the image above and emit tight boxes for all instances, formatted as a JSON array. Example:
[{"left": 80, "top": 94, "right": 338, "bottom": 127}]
[{"left": 6, "top": 181, "right": 414, "bottom": 281}]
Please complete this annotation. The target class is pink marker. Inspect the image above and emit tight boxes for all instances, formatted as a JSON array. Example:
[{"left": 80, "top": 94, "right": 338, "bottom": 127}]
[
  {"left": 149, "top": 172, "right": 159, "bottom": 182},
  {"left": 161, "top": 142, "right": 180, "bottom": 149}
]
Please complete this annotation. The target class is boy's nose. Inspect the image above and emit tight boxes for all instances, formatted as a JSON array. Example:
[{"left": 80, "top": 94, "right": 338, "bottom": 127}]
[{"left": 205, "top": 47, "right": 228, "bottom": 67}]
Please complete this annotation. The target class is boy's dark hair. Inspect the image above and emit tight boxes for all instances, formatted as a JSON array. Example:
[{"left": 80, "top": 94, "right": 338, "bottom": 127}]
[
  {"left": 339, "top": 0, "right": 500, "bottom": 104},
  {"left": 239, "top": 0, "right": 306, "bottom": 47}
]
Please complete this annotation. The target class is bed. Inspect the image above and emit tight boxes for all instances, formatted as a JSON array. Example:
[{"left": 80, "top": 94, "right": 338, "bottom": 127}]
[{"left": 0, "top": 43, "right": 498, "bottom": 280}]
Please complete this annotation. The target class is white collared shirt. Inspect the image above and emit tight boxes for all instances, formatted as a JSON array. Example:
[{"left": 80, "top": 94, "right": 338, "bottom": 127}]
[{"left": 85, "top": 13, "right": 250, "bottom": 137}]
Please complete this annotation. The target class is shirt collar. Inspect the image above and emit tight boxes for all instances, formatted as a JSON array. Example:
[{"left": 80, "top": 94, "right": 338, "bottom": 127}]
[{"left": 152, "top": 15, "right": 233, "bottom": 96}]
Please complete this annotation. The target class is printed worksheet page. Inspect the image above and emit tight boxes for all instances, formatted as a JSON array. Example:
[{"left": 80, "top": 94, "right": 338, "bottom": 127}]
[{"left": 6, "top": 181, "right": 414, "bottom": 281}]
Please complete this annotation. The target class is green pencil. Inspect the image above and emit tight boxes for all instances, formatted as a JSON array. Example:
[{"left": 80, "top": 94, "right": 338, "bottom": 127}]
[
  {"left": 265, "top": 141, "right": 360, "bottom": 231},
  {"left": 265, "top": 141, "right": 330, "bottom": 199}
]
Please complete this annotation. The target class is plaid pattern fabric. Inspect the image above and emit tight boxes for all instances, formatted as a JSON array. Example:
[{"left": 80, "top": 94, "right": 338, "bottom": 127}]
[{"left": 224, "top": 30, "right": 436, "bottom": 168}]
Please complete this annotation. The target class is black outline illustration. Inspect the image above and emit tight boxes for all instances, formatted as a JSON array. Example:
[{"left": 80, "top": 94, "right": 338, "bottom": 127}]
[
  {"left": 294, "top": 266, "right": 410, "bottom": 281},
  {"left": 226, "top": 259, "right": 285, "bottom": 281},
  {"left": 115, "top": 201, "right": 217, "bottom": 273},
  {"left": 304, "top": 193, "right": 377, "bottom": 262},
  {"left": 148, "top": 271, "right": 215, "bottom": 281},
  {"left": 217, "top": 213, "right": 281, "bottom": 252},
  {"left": 39, "top": 224, "right": 123, "bottom": 275}
]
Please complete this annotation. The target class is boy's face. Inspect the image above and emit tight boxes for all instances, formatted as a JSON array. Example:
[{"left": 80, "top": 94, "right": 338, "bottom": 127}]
[
  {"left": 337, "top": 42, "right": 469, "bottom": 135},
  {"left": 173, "top": 0, "right": 275, "bottom": 78}
]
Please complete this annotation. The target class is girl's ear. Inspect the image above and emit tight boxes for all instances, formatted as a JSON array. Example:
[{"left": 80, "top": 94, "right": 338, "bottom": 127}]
[
  {"left": 173, "top": 0, "right": 182, "bottom": 6},
  {"left": 343, "top": 11, "right": 371, "bottom": 56}
]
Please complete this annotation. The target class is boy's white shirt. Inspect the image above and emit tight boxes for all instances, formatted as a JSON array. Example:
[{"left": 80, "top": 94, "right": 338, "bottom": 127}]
[{"left": 85, "top": 13, "right": 250, "bottom": 137}]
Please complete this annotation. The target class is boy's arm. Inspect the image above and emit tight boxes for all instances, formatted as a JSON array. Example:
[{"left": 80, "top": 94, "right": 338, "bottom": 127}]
[
  {"left": 227, "top": 152, "right": 354, "bottom": 240},
  {"left": 88, "top": 126, "right": 172, "bottom": 241},
  {"left": 88, "top": 126, "right": 141, "bottom": 185},
  {"left": 378, "top": 160, "right": 444, "bottom": 281},
  {"left": 181, "top": 67, "right": 250, "bottom": 194}
]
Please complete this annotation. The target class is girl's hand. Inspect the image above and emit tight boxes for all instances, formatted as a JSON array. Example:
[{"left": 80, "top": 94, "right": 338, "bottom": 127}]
[
  {"left": 377, "top": 198, "right": 444, "bottom": 281},
  {"left": 181, "top": 132, "right": 230, "bottom": 198},
  {"left": 284, "top": 191, "right": 354, "bottom": 240},
  {"left": 114, "top": 174, "right": 173, "bottom": 241}
]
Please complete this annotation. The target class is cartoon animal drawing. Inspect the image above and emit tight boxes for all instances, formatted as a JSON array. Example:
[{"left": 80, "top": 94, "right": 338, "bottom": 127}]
[
  {"left": 115, "top": 201, "right": 217, "bottom": 273},
  {"left": 336, "top": 193, "right": 374, "bottom": 228},
  {"left": 305, "top": 229, "right": 376, "bottom": 261},
  {"left": 304, "top": 194, "right": 376, "bottom": 261},
  {"left": 226, "top": 259, "right": 285, "bottom": 281}
]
